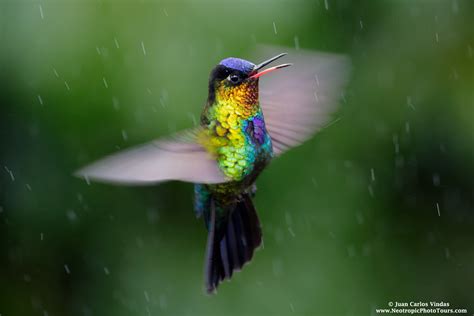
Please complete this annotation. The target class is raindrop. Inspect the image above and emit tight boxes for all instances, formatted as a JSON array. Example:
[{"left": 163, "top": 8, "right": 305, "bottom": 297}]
[
  {"left": 435, "top": 32, "right": 439, "bottom": 43},
  {"left": 26, "top": 184, "right": 32, "bottom": 191},
  {"left": 160, "top": 89, "right": 169, "bottom": 107},
  {"left": 121, "top": 130, "right": 128, "bottom": 141},
  {"left": 287, "top": 227, "right": 296, "bottom": 237},
  {"left": 37, "top": 95, "right": 44, "bottom": 106},
  {"left": 39, "top": 4, "right": 44, "bottom": 19},
  {"left": 324, "top": 0, "right": 329, "bottom": 10},
  {"left": 104, "top": 267, "right": 110, "bottom": 275},
  {"left": 285, "top": 212, "right": 293, "bottom": 226},
  {"left": 96, "top": 46, "right": 102, "bottom": 55},
  {"left": 432, "top": 173, "right": 440, "bottom": 186},
  {"left": 340, "top": 92, "right": 347, "bottom": 103},
  {"left": 53, "top": 68, "right": 59, "bottom": 78},
  {"left": 112, "top": 97, "right": 120, "bottom": 110},
  {"left": 67, "top": 209, "right": 78, "bottom": 222},
  {"left": 289, "top": 303, "right": 295, "bottom": 312},
  {"left": 187, "top": 112, "right": 197, "bottom": 126},
  {"left": 103, "top": 77, "right": 109, "bottom": 89},
  {"left": 392, "top": 134, "right": 399, "bottom": 154},
  {"left": 4, "top": 166, "right": 15, "bottom": 181},
  {"left": 405, "top": 121, "right": 410, "bottom": 134},
  {"left": 444, "top": 247, "right": 451, "bottom": 259},
  {"left": 64, "top": 81, "right": 70, "bottom": 91},
  {"left": 452, "top": 0, "right": 459, "bottom": 14},
  {"left": 314, "top": 74, "right": 320, "bottom": 86},
  {"left": 370, "top": 168, "right": 375, "bottom": 182},
  {"left": 359, "top": 20, "right": 364, "bottom": 29},
  {"left": 163, "top": 8, "right": 169, "bottom": 16},
  {"left": 406, "top": 96, "right": 415, "bottom": 110},
  {"left": 272, "top": 22, "right": 278, "bottom": 35},
  {"left": 141, "top": 41, "right": 147, "bottom": 55},
  {"left": 114, "top": 37, "right": 120, "bottom": 49},
  {"left": 144, "top": 290, "right": 150, "bottom": 302},
  {"left": 40, "top": 232, "right": 44, "bottom": 241},
  {"left": 294, "top": 36, "right": 300, "bottom": 50},
  {"left": 436, "top": 202, "right": 441, "bottom": 216},
  {"left": 64, "top": 264, "right": 71, "bottom": 274},
  {"left": 368, "top": 185, "right": 374, "bottom": 197},
  {"left": 451, "top": 68, "right": 459, "bottom": 80}
]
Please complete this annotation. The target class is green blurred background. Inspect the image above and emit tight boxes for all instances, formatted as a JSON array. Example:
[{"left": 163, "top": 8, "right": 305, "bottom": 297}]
[{"left": 1, "top": 1, "right": 474, "bottom": 315}]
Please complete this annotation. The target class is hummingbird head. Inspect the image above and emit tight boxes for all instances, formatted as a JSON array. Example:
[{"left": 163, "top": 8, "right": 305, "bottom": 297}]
[{"left": 207, "top": 53, "right": 291, "bottom": 106}]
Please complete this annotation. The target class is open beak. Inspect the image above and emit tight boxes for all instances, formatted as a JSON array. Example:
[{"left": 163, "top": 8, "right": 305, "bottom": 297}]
[{"left": 249, "top": 53, "right": 292, "bottom": 79}]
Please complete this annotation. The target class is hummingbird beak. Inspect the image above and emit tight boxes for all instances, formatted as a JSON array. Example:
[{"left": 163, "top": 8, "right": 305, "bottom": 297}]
[{"left": 249, "top": 53, "right": 292, "bottom": 79}]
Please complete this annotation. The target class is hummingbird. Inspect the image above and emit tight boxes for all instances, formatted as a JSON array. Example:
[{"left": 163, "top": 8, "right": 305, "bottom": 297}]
[{"left": 76, "top": 46, "right": 349, "bottom": 293}]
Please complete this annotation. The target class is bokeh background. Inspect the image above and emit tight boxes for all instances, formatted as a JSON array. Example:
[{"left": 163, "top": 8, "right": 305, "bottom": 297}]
[{"left": 1, "top": 1, "right": 474, "bottom": 315}]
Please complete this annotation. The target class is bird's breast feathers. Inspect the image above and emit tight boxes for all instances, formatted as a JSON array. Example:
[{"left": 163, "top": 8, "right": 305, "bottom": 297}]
[{"left": 199, "top": 95, "right": 273, "bottom": 182}]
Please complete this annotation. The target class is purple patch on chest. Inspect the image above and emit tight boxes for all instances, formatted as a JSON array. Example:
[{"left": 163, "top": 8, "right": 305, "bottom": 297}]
[{"left": 246, "top": 117, "right": 267, "bottom": 145}]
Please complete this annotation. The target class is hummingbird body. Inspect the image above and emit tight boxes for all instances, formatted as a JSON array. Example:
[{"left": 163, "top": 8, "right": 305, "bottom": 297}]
[
  {"left": 195, "top": 58, "right": 277, "bottom": 291},
  {"left": 75, "top": 48, "right": 349, "bottom": 294}
]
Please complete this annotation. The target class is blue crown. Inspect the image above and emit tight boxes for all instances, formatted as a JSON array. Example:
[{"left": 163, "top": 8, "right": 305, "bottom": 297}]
[{"left": 219, "top": 57, "right": 255, "bottom": 73}]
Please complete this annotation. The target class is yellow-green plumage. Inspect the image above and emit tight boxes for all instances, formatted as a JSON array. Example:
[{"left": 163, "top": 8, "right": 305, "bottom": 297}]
[{"left": 200, "top": 80, "right": 272, "bottom": 182}]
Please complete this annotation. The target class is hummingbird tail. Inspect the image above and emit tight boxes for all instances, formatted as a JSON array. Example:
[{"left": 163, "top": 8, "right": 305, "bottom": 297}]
[{"left": 205, "top": 194, "right": 262, "bottom": 294}]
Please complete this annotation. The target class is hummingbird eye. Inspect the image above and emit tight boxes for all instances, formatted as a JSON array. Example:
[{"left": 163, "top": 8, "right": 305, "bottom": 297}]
[{"left": 227, "top": 74, "right": 241, "bottom": 84}]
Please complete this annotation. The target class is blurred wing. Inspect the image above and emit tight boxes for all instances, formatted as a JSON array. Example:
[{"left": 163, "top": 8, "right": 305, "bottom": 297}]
[
  {"left": 75, "top": 129, "right": 227, "bottom": 185},
  {"left": 255, "top": 45, "right": 350, "bottom": 156}
]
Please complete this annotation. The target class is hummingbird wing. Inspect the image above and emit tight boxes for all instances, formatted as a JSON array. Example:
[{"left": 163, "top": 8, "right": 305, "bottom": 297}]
[
  {"left": 256, "top": 45, "right": 350, "bottom": 156},
  {"left": 74, "top": 129, "right": 228, "bottom": 185}
]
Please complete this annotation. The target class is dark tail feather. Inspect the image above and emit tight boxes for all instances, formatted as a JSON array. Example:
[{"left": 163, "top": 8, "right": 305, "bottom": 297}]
[{"left": 205, "top": 194, "right": 262, "bottom": 294}]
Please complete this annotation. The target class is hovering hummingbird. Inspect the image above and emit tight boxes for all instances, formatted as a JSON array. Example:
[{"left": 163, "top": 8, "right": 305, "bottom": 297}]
[{"left": 76, "top": 46, "right": 349, "bottom": 293}]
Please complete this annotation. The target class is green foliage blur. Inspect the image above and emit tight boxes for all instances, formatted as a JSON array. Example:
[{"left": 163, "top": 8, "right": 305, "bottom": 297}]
[{"left": 1, "top": 1, "right": 474, "bottom": 315}]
